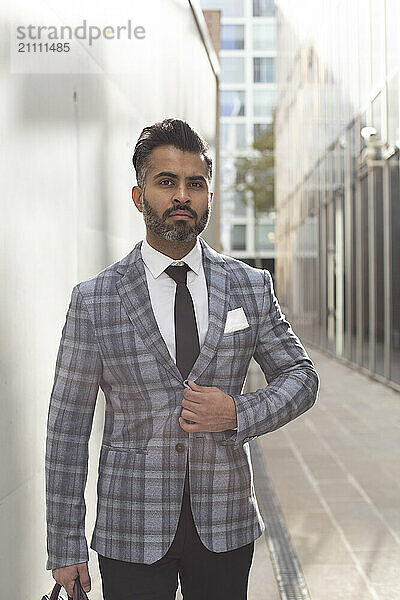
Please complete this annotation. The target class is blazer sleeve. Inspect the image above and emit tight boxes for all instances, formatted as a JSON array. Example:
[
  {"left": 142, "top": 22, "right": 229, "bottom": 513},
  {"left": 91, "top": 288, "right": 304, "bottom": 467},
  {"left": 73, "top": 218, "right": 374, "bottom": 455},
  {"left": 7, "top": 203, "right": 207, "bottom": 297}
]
[
  {"left": 224, "top": 269, "right": 320, "bottom": 449},
  {"left": 45, "top": 284, "right": 102, "bottom": 570}
]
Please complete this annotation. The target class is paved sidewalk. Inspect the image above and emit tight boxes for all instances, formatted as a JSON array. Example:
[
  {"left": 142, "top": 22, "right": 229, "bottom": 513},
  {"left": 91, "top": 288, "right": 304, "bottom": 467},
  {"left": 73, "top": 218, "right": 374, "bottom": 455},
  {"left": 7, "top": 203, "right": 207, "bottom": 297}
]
[{"left": 254, "top": 345, "right": 400, "bottom": 600}]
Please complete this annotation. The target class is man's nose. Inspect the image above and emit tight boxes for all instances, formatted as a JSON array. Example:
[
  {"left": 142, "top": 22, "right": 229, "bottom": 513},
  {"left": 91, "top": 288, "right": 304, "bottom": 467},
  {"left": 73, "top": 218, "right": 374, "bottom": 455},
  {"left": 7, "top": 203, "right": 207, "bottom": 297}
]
[{"left": 172, "top": 183, "right": 190, "bottom": 204}]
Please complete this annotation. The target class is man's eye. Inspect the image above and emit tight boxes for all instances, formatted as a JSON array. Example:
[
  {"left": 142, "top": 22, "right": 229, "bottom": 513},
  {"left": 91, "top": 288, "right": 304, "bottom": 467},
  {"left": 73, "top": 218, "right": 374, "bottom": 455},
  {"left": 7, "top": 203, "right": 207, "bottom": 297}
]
[
  {"left": 160, "top": 179, "right": 173, "bottom": 185},
  {"left": 190, "top": 182, "right": 202, "bottom": 188}
]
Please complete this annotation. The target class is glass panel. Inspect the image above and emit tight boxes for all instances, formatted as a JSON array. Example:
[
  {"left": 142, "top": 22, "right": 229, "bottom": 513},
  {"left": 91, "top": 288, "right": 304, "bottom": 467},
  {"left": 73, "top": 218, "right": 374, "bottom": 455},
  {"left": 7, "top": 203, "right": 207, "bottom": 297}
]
[
  {"left": 351, "top": 189, "right": 357, "bottom": 363},
  {"left": 253, "top": 57, "right": 275, "bottom": 83},
  {"left": 370, "top": 1, "right": 385, "bottom": 88},
  {"left": 311, "top": 210, "right": 319, "bottom": 345},
  {"left": 253, "top": 0, "right": 274, "bottom": 17},
  {"left": 221, "top": 25, "right": 245, "bottom": 50},
  {"left": 387, "top": 74, "right": 399, "bottom": 147},
  {"left": 386, "top": 0, "right": 400, "bottom": 76},
  {"left": 371, "top": 92, "right": 382, "bottom": 139},
  {"left": 349, "top": 125, "right": 358, "bottom": 363},
  {"left": 255, "top": 223, "right": 275, "bottom": 250},
  {"left": 358, "top": 7, "right": 371, "bottom": 108},
  {"left": 252, "top": 23, "right": 275, "bottom": 50},
  {"left": 233, "top": 191, "right": 247, "bottom": 216},
  {"left": 253, "top": 122, "right": 270, "bottom": 139},
  {"left": 327, "top": 198, "right": 336, "bottom": 353},
  {"left": 389, "top": 156, "right": 400, "bottom": 384},
  {"left": 220, "top": 123, "right": 247, "bottom": 151},
  {"left": 200, "top": 0, "right": 245, "bottom": 18},
  {"left": 336, "top": 194, "right": 345, "bottom": 358},
  {"left": 253, "top": 89, "right": 276, "bottom": 117},
  {"left": 220, "top": 90, "right": 245, "bottom": 116},
  {"left": 374, "top": 168, "right": 384, "bottom": 377},
  {"left": 220, "top": 57, "right": 245, "bottom": 84},
  {"left": 361, "top": 175, "right": 369, "bottom": 370},
  {"left": 232, "top": 224, "right": 246, "bottom": 250},
  {"left": 220, "top": 157, "right": 237, "bottom": 186}
]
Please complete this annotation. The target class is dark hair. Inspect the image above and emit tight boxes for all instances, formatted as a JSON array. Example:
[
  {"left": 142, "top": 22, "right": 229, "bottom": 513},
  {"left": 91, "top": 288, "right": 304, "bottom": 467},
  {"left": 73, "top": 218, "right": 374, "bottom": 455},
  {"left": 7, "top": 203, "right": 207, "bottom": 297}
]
[{"left": 132, "top": 118, "right": 212, "bottom": 189}]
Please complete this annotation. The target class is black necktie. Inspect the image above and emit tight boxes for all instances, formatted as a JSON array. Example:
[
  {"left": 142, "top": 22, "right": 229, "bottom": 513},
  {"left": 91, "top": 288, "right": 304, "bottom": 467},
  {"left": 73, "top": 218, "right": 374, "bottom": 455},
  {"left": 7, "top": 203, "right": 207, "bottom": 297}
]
[
  {"left": 164, "top": 264, "right": 200, "bottom": 380},
  {"left": 165, "top": 263, "right": 200, "bottom": 495}
]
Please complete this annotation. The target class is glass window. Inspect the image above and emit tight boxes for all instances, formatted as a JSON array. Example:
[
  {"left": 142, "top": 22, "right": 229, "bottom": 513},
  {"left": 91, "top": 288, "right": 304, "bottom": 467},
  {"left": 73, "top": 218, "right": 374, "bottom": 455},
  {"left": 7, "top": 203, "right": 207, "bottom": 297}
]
[
  {"left": 389, "top": 155, "right": 400, "bottom": 383},
  {"left": 350, "top": 161, "right": 357, "bottom": 364},
  {"left": 370, "top": 1, "right": 385, "bottom": 87},
  {"left": 253, "top": 89, "right": 276, "bottom": 117},
  {"left": 371, "top": 92, "right": 382, "bottom": 139},
  {"left": 253, "top": 123, "right": 270, "bottom": 138},
  {"left": 358, "top": 8, "right": 371, "bottom": 107},
  {"left": 220, "top": 123, "right": 247, "bottom": 151},
  {"left": 220, "top": 90, "right": 246, "bottom": 116},
  {"left": 253, "top": 0, "right": 274, "bottom": 17},
  {"left": 374, "top": 167, "right": 384, "bottom": 377},
  {"left": 361, "top": 175, "right": 369, "bottom": 369},
  {"left": 253, "top": 23, "right": 275, "bottom": 50},
  {"left": 386, "top": 0, "right": 400, "bottom": 77},
  {"left": 200, "top": 0, "right": 245, "bottom": 18},
  {"left": 387, "top": 74, "right": 399, "bottom": 147},
  {"left": 220, "top": 57, "right": 245, "bottom": 84},
  {"left": 220, "top": 157, "right": 237, "bottom": 186},
  {"left": 232, "top": 224, "right": 246, "bottom": 250},
  {"left": 255, "top": 223, "right": 275, "bottom": 250},
  {"left": 221, "top": 25, "right": 245, "bottom": 50},
  {"left": 233, "top": 191, "right": 247, "bottom": 216},
  {"left": 253, "top": 57, "right": 275, "bottom": 83}
]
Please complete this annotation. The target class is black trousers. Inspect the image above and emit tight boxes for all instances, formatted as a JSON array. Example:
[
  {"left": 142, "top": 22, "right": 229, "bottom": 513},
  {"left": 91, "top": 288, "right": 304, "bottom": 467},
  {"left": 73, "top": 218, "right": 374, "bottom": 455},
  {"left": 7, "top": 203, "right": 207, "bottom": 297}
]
[{"left": 97, "top": 465, "right": 254, "bottom": 600}]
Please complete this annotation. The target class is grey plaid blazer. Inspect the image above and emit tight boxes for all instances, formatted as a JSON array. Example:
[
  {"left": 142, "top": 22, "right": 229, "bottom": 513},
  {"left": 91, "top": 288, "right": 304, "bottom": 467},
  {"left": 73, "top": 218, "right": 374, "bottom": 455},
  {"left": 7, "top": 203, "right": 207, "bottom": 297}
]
[{"left": 45, "top": 237, "right": 319, "bottom": 570}]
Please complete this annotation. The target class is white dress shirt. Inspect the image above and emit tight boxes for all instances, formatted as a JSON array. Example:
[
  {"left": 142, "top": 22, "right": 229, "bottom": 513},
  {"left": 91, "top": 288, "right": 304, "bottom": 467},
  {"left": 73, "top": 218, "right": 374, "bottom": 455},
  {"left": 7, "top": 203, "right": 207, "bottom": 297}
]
[{"left": 141, "top": 237, "right": 209, "bottom": 364}]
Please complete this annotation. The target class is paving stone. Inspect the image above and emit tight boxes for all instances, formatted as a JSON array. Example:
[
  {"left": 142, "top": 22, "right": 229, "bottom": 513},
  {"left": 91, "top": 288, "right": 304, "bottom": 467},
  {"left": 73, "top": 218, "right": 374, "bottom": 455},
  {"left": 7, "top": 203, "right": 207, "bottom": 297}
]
[
  {"left": 317, "top": 478, "right": 365, "bottom": 501},
  {"left": 301, "top": 563, "right": 376, "bottom": 599},
  {"left": 353, "top": 549, "right": 400, "bottom": 584}
]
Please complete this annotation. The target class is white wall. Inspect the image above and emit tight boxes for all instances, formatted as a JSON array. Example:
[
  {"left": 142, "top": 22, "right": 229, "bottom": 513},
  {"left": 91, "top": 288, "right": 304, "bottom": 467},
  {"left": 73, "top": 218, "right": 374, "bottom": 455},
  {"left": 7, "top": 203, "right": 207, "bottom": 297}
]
[{"left": 0, "top": 1, "right": 218, "bottom": 597}]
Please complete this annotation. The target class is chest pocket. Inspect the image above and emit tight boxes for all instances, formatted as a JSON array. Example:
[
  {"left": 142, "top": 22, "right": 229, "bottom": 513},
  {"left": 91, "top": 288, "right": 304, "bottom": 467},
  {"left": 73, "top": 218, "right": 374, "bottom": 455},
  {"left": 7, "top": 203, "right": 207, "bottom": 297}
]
[{"left": 218, "top": 325, "right": 254, "bottom": 351}]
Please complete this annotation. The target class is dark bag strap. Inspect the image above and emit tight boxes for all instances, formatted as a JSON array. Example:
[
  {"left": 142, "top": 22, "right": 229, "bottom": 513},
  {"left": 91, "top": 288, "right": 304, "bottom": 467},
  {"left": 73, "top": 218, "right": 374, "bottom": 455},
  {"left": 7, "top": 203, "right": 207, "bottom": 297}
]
[{"left": 48, "top": 576, "right": 89, "bottom": 600}]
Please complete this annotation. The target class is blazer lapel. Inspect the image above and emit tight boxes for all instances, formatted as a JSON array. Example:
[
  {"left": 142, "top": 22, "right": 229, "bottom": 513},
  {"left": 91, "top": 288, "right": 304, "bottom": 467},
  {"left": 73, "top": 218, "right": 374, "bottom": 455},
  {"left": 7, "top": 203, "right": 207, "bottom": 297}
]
[
  {"left": 187, "top": 237, "right": 230, "bottom": 382},
  {"left": 116, "top": 241, "right": 183, "bottom": 385}
]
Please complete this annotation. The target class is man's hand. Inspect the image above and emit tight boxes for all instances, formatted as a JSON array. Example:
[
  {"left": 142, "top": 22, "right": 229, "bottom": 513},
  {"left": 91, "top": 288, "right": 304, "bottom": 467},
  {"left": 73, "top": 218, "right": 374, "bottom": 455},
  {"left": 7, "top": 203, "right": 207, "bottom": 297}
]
[
  {"left": 52, "top": 561, "right": 91, "bottom": 598},
  {"left": 179, "top": 381, "right": 237, "bottom": 432}
]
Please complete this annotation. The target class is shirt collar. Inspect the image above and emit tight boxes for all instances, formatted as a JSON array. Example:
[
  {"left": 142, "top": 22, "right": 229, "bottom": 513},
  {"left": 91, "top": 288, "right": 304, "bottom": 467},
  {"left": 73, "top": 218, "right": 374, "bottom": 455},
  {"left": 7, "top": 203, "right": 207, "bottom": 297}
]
[{"left": 141, "top": 237, "right": 203, "bottom": 278}]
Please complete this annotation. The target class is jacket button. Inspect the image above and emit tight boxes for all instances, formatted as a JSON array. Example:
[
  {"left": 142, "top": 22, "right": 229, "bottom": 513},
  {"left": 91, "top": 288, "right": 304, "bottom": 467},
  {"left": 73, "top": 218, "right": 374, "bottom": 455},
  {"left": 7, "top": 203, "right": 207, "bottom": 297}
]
[{"left": 175, "top": 443, "right": 185, "bottom": 453}]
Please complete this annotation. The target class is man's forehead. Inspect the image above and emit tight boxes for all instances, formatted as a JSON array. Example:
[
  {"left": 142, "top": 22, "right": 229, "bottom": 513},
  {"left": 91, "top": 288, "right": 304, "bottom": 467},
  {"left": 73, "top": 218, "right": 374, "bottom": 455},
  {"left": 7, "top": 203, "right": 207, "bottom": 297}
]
[{"left": 148, "top": 145, "right": 209, "bottom": 175}]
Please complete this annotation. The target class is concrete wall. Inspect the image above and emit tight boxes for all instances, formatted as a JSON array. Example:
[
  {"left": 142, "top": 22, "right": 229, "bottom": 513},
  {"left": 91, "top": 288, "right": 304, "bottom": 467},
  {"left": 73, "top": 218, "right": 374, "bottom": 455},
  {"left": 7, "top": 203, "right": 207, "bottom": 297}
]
[{"left": 0, "top": 1, "right": 219, "bottom": 597}]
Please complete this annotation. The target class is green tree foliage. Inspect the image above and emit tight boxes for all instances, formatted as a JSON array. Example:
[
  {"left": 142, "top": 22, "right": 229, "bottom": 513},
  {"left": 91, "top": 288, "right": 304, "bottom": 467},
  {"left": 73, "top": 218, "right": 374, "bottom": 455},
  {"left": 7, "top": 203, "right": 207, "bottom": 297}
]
[{"left": 233, "top": 116, "right": 275, "bottom": 217}]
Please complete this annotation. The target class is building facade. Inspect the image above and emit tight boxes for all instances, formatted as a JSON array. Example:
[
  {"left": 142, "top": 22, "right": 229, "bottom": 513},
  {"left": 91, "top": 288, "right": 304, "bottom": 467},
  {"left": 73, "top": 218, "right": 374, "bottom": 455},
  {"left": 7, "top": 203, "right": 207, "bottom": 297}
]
[
  {"left": 201, "top": 0, "right": 277, "bottom": 271},
  {"left": 275, "top": 0, "right": 400, "bottom": 389}
]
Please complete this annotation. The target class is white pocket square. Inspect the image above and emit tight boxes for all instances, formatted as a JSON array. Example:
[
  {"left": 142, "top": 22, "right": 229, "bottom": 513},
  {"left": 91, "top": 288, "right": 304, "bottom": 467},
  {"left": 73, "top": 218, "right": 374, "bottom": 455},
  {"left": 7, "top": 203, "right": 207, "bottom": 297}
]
[{"left": 224, "top": 307, "right": 249, "bottom": 334}]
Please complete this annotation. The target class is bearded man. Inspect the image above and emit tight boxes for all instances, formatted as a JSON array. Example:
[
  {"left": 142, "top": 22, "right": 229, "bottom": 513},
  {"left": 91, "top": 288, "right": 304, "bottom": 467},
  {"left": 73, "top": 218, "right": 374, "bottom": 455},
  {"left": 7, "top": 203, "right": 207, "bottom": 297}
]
[{"left": 45, "top": 118, "right": 319, "bottom": 600}]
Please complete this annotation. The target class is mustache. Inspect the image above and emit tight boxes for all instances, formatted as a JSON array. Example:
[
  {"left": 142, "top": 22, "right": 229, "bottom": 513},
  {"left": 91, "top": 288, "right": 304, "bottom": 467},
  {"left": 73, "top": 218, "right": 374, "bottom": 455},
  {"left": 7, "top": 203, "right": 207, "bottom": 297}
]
[{"left": 164, "top": 207, "right": 197, "bottom": 219}]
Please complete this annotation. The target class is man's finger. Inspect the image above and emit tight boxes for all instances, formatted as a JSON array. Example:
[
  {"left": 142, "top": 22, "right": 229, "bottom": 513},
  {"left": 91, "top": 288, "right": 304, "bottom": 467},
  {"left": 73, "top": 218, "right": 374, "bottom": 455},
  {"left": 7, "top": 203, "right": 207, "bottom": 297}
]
[
  {"left": 181, "top": 396, "right": 201, "bottom": 409},
  {"left": 187, "top": 380, "right": 214, "bottom": 392},
  {"left": 181, "top": 408, "right": 199, "bottom": 421},
  {"left": 183, "top": 388, "right": 202, "bottom": 401},
  {"left": 77, "top": 562, "right": 91, "bottom": 593},
  {"left": 65, "top": 577, "right": 77, "bottom": 598},
  {"left": 179, "top": 416, "right": 203, "bottom": 432}
]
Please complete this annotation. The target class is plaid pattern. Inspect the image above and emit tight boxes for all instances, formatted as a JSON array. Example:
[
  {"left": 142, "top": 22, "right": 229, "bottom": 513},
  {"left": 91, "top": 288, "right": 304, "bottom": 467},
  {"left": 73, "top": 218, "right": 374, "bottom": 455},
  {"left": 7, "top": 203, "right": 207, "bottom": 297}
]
[{"left": 45, "top": 237, "right": 320, "bottom": 570}]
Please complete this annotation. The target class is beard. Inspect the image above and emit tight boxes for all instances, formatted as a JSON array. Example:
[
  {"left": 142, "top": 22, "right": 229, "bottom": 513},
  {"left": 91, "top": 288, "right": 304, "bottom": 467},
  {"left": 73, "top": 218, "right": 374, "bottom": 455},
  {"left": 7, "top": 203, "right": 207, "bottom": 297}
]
[{"left": 141, "top": 191, "right": 211, "bottom": 242}]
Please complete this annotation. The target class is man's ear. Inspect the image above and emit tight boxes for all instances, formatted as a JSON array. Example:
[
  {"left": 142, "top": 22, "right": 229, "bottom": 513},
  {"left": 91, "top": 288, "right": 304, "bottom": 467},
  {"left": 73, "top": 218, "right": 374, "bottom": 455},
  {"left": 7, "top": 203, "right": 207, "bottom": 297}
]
[
  {"left": 132, "top": 186, "right": 143, "bottom": 212},
  {"left": 210, "top": 192, "right": 214, "bottom": 202}
]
